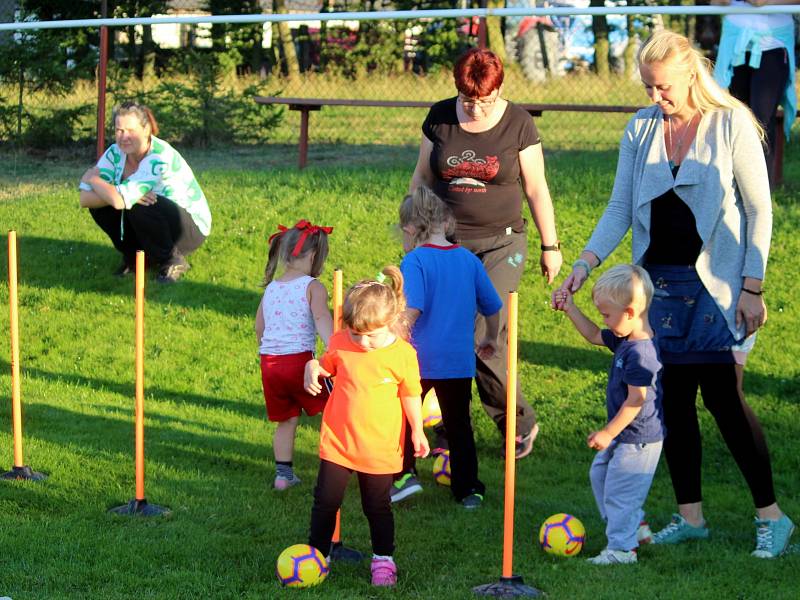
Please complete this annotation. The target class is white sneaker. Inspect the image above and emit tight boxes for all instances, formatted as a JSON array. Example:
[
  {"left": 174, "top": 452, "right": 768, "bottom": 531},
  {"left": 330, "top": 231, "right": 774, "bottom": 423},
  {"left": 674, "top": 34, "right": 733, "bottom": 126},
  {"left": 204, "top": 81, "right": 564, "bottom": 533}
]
[
  {"left": 637, "top": 521, "right": 653, "bottom": 545},
  {"left": 586, "top": 548, "right": 638, "bottom": 565}
]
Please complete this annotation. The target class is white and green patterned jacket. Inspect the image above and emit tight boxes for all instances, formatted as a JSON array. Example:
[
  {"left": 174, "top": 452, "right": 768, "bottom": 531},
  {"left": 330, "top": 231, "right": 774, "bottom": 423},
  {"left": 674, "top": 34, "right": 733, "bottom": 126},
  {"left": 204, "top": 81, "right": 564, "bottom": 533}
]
[{"left": 96, "top": 135, "right": 211, "bottom": 236}]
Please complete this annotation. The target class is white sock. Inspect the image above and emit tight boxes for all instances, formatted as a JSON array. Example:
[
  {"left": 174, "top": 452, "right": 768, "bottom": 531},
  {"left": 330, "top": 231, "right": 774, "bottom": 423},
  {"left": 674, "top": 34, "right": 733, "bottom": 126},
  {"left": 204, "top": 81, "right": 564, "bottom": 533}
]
[{"left": 372, "top": 554, "right": 394, "bottom": 562}]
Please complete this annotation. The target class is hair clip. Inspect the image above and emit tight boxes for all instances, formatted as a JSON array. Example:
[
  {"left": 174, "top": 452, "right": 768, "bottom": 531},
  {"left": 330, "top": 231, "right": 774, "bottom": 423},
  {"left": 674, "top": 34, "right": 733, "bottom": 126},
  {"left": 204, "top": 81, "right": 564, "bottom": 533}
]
[{"left": 375, "top": 272, "right": 387, "bottom": 284}]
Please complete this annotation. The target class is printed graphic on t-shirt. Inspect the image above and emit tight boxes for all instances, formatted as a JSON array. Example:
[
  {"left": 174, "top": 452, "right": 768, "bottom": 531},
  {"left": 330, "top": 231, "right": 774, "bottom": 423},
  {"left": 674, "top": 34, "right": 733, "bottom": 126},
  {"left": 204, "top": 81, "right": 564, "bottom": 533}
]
[{"left": 442, "top": 150, "right": 499, "bottom": 193}]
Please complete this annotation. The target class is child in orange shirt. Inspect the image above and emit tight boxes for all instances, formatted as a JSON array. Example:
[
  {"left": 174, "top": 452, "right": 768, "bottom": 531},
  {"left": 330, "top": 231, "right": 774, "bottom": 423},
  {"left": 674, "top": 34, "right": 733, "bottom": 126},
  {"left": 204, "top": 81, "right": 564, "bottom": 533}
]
[{"left": 304, "top": 266, "right": 430, "bottom": 587}]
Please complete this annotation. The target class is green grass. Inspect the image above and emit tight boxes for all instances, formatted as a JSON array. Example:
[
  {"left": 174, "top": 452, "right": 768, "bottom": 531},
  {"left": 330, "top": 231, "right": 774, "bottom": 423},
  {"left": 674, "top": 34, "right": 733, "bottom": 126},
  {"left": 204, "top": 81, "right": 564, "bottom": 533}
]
[{"left": 0, "top": 144, "right": 798, "bottom": 599}]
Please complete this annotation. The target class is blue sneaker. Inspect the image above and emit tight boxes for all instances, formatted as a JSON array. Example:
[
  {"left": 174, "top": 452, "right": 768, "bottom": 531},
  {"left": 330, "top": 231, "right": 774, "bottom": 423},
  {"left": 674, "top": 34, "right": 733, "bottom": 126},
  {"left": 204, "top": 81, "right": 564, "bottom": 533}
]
[
  {"left": 752, "top": 514, "right": 795, "bottom": 558},
  {"left": 652, "top": 514, "right": 710, "bottom": 544}
]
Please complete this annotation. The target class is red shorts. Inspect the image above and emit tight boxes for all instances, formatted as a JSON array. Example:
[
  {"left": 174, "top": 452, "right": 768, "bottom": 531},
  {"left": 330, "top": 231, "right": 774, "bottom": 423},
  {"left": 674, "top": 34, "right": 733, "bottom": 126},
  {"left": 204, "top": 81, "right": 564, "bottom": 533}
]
[{"left": 260, "top": 351, "right": 328, "bottom": 422}]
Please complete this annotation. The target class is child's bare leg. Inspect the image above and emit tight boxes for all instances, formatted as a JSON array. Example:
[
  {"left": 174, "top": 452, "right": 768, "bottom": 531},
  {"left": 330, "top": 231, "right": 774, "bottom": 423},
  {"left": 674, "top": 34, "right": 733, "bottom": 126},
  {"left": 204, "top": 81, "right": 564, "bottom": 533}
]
[
  {"left": 274, "top": 416, "right": 299, "bottom": 462},
  {"left": 274, "top": 416, "right": 300, "bottom": 489}
]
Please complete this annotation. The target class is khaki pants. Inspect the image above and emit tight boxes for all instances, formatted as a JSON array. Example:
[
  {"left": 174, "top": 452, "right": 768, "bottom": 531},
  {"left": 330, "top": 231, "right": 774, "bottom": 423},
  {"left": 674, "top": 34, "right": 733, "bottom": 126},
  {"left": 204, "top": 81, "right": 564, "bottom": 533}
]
[{"left": 461, "top": 227, "right": 537, "bottom": 439}]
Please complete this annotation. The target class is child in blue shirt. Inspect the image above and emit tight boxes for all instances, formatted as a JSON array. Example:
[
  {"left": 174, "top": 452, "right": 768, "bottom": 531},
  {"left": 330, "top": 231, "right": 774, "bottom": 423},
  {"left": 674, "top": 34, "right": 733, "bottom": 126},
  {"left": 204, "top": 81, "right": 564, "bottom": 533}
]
[
  {"left": 554, "top": 264, "right": 665, "bottom": 564},
  {"left": 392, "top": 186, "right": 502, "bottom": 509}
]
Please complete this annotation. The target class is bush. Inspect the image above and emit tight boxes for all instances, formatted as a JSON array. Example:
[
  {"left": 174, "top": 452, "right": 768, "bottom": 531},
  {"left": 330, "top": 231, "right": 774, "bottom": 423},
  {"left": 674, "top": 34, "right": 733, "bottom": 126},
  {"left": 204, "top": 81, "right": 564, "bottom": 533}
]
[
  {"left": 117, "top": 51, "right": 283, "bottom": 148},
  {"left": 22, "top": 105, "right": 94, "bottom": 149}
]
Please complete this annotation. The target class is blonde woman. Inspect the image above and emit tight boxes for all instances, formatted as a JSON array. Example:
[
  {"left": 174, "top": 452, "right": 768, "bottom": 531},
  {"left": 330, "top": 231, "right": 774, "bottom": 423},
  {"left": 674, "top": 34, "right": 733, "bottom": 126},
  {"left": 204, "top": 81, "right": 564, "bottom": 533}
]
[{"left": 553, "top": 30, "right": 794, "bottom": 558}]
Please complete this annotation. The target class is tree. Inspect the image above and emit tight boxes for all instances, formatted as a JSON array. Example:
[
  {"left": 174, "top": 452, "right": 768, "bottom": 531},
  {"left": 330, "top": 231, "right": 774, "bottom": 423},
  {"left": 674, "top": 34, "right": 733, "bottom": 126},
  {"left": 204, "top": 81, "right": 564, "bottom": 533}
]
[
  {"left": 0, "top": 0, "right": 97, "bottom": 139},
  {"left": 590, "top": 0, "right": 610, "bottom": 76}
]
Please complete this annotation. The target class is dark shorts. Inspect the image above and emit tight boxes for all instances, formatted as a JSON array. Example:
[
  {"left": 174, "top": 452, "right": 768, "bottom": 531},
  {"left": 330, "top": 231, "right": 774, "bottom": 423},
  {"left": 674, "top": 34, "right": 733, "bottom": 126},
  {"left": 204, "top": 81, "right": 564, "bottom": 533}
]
[{"left": 260, "top": 352, "right": 328, "bottom": 421}]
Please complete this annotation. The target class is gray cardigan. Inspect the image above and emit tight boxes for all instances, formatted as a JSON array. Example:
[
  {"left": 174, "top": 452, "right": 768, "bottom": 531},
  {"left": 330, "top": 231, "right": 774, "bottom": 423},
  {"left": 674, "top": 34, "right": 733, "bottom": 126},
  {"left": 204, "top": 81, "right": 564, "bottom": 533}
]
[{"left": 585, "top": 104, "right": 772, "bottom": 341}]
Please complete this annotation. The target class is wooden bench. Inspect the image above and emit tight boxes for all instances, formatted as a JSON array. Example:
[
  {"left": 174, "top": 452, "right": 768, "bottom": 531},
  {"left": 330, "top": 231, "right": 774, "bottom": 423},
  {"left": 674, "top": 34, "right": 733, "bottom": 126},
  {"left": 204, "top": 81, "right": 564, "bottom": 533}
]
[{"left": 254, "top": 95, "right": 789, "bottom": 183}]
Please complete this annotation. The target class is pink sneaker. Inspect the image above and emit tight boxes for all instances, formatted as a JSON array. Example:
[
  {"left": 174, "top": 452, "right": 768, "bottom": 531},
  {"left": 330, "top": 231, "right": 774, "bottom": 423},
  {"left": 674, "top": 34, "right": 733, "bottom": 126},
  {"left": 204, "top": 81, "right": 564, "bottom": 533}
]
[{"left": 371, "top": 558, "right": 397, "bottom": 586}]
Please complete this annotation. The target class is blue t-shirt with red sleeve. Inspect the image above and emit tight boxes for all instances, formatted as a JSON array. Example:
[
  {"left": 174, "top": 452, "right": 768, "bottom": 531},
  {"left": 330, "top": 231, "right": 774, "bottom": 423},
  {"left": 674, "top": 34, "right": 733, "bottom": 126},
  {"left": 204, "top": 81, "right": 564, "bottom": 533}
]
[
  {"left": 601, "top": 329, "right": 666, "bottom": 444},
  {"left": 401, "top": 244, "right": 502, "bottom": 379}
]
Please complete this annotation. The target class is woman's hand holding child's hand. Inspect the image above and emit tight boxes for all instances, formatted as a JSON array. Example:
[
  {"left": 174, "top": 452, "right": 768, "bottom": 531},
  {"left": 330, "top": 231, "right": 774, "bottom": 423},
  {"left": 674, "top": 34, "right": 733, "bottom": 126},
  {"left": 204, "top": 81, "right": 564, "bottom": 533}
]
[
  {"left": 412, "top": 429, "right": 430, "bottom": 458},
  {"left": 587, "top": 430, "right": 612, "bottom": 451},
  {"left": 476, "top": 336, "right": 498, "bottom": 360},
  {"left": 552, "top": 289, "right": 574, "bottom": 312},
  {"left": 304, "top": 360, "right": 330, "bottom": 395}
]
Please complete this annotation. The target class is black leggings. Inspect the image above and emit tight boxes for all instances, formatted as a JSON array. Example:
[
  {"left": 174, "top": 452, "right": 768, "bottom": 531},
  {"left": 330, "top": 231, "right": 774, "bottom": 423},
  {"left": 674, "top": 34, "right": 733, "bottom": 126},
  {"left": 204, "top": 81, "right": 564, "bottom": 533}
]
[
  {"left": 401, "top": 378, "right": 484, "bottom": 501},
  {"left": 661, "top": 363, "right": 776, "bottom": 508},
  {"left": 308, "top": 460, "right": 394, "bottom": 557},
  {"left": 89, "top": 196, "right": 205, "bottom": 265},
  {"left": 729, "top": 47, "right": 790, "bottom": 168}
]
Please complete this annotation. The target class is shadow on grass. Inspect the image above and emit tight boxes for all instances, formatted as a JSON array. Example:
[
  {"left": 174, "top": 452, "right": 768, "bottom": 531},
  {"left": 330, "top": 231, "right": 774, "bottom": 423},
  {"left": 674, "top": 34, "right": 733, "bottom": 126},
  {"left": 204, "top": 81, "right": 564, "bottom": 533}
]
[
  {"left": 0, "top": 357, "right": 257, "bottom": 419},
  {"left": 4, "top": 235, "right": 255, "bottom": 317}
]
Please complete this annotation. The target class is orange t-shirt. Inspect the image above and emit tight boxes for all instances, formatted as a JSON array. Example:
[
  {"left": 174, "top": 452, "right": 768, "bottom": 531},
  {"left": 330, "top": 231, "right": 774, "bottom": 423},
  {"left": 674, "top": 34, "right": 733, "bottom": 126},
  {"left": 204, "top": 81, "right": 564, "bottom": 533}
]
[{"left": 318, "top": 330, "right": 422, "bottom": 474}]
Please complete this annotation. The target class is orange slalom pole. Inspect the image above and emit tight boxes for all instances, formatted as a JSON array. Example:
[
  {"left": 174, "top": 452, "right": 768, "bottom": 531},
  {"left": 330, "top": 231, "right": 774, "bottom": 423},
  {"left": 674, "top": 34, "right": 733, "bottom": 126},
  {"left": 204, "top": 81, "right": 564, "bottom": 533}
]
[
  {"left": 332, "top": 268, "right": 343, "bottom": 332},
  {"left": 501, "top": 291, "right": 519, "bottom": 578},
  {"left": 7, "top": 231, "right": 23, "bottom": 468},
  {"left": 2, "top": 231, "right": 45, "bottom": 481},
  {"left": 331, "top": 268, "right": 343, "bottom": 544},
  {"left": 134, "top": 251, "right": 146, "bottom": 501}
]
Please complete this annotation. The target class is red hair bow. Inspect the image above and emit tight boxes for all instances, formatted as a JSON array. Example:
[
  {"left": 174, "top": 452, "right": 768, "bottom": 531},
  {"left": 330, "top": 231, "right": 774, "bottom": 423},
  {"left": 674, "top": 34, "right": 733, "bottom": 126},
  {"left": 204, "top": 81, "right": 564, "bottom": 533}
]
[{"left": 269, "top": 219, "right": 333, "bottom": 257}]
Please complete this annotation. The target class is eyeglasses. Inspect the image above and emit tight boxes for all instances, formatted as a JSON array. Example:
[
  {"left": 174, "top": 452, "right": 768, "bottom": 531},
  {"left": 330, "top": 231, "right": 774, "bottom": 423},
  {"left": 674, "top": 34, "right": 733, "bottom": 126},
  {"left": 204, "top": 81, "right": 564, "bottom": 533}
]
[{"left": 458, "top": 93, "right": 499, "bottom": 110}]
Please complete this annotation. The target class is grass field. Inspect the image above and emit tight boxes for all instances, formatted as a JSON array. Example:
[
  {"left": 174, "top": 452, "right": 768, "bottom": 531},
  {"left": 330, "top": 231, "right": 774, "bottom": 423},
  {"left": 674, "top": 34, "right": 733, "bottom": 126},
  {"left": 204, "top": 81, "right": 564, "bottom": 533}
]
[{"left": 1, "top": 143, "right": 799, "bottom": 599}]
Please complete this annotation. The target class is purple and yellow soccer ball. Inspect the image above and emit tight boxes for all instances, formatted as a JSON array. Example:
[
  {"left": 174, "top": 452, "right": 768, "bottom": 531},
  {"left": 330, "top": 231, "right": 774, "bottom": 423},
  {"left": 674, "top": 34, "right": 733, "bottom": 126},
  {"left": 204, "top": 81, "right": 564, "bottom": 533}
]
[
  {"left": 422, "top": 389, "right": 442, "bottom": 428},
  {"left": 538, "top": 513, "right": 586, "bottom": 557},
  {"left": 432, "top": 450, "right": 451, "bottom": 486},
  {"left": 276, "top": 544, "right": 330, "bottom": 587}
]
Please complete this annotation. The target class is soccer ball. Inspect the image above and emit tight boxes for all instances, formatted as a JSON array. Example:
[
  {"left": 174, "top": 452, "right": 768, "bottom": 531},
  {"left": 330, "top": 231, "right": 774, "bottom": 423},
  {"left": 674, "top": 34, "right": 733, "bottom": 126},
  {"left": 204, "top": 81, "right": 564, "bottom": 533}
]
[
  {"left": 538, "top": 513, "right": 585, "bottom": 557},
  {"left": 432, "top": 450, "right": 451, "bottom": 486},
  {"left": 276, "top": 544, "right": 329, "bottom": 587},
  {"left": 421, "top": 389, "right": 442, "bottom": 428}
]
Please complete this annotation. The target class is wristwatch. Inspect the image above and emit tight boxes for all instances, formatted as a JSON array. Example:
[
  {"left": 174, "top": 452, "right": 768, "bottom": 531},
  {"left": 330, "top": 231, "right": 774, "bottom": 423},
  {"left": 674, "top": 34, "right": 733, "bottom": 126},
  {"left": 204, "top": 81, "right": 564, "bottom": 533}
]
[
  {"left": 540, "top": 241, "right": 561, "bottom": 252},
  {"left": 78, "top": 182, "right": 92, "bottom": 192}
]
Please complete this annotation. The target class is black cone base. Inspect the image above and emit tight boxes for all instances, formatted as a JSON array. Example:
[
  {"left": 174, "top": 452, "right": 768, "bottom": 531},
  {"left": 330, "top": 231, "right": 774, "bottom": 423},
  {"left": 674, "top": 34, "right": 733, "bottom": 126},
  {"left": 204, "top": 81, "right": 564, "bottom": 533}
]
[
  {"left": 109, "top": 498, "right": 171, "bottom": 517},
  {"left": 473, "top": 575, "right": 543, "bottom": 598},
  {"left": 1, "top": 465, "right": 47, "bottom": 481},
  {"left": 330, "top": 541, "right": 364, "bottom": 562}
]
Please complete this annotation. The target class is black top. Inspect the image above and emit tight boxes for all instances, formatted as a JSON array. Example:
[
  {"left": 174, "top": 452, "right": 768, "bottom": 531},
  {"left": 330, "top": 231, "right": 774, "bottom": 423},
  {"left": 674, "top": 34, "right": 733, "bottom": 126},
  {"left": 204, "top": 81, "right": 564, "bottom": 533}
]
[
  {"left": 423, "top": 98, "right": 540, "bottom": 238},
  {"left": 645, "top": 165, "right": 703, "bottom": 265}
]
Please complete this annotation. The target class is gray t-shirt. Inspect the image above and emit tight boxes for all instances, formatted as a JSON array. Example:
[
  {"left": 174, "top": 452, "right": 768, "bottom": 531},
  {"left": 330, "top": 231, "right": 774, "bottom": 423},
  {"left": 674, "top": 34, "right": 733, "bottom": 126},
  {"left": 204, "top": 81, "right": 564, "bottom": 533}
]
[{"left": 601, "top": 329, "right": 665, "bottom": 444}]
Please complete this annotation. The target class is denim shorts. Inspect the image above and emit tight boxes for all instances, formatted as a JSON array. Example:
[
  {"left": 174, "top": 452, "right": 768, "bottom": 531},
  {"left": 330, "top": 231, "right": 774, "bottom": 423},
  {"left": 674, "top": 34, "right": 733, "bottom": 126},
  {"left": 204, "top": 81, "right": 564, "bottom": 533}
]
[{"left": 645, "top": 265, "right": 737, "bottom": 364}]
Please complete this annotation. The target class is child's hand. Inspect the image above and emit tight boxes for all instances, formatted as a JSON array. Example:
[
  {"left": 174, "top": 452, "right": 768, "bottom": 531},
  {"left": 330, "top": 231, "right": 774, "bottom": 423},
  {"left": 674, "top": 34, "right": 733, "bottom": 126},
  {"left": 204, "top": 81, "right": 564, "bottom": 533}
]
[
  {"left": 304, "top": 360, "right": 331, "bottom": 396},
  {"left": 412, "top": 428, "right": 430, "bottom": 458},
  {"left": 552, "top": 288, "right": 574, "bottom": 312},
  {"left": 476, "top": 336, "right": 498, "bottom": 360},
  {"left": 587, "top": 430, "right": 612, "bottom": 451}
]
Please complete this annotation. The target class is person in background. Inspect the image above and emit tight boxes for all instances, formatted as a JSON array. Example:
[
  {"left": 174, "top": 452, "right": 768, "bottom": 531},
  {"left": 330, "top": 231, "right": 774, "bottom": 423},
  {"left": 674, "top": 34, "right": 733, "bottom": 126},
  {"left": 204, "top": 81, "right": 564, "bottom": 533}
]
[
  {"left": 78, "top": 101, "right": 211, "bottom": 283},
  {"left": 713, "top": 0, "right": 797, "bottom": 185}
]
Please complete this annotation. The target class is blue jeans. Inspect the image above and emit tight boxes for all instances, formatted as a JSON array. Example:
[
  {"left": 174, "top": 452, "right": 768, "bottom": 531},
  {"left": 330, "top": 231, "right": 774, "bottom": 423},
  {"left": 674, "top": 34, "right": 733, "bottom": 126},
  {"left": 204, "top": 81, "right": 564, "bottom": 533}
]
[{"left": 589, "top": 439, "right": 663, "bottom": 551}]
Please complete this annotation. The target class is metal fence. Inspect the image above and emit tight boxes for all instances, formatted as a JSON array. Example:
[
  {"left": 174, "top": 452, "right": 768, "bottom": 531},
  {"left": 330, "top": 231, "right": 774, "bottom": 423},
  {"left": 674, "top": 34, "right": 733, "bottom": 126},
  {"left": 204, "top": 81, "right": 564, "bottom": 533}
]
[{"left": 1, "top": 2, "right": 798, "bottom": 159}]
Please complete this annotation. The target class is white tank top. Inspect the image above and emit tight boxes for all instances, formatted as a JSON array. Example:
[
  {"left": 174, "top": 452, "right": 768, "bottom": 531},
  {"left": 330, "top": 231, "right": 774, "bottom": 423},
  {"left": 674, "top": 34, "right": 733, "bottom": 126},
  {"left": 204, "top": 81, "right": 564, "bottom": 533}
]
[
  {"left": 726, "top": 2, "right": 794, "bottom": 52},
  {"left": 259, "top": 275, "right": 318, "bottom": 355}
]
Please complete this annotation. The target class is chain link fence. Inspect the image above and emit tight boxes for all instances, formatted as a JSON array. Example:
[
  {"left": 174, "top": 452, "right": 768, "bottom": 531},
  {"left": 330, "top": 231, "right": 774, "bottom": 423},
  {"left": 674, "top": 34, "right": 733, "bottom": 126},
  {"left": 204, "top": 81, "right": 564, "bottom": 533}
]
[{"left": 0, "top": 2, "right": 796, "bottom": 158}]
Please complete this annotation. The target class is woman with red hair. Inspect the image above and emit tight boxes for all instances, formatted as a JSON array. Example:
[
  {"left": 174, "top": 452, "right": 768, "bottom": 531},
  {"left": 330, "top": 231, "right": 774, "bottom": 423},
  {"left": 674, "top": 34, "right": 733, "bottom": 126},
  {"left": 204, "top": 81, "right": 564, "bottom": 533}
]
[{"left": 407, "top": 48, "right": 561, "bottom": 466}]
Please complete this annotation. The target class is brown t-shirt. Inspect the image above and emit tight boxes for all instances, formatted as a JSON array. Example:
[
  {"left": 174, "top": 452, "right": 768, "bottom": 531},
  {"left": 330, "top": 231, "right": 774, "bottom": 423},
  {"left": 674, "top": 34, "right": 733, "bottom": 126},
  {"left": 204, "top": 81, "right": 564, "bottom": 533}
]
[{"left": 423, "top": 98, "right": 541, "bottom": 239}]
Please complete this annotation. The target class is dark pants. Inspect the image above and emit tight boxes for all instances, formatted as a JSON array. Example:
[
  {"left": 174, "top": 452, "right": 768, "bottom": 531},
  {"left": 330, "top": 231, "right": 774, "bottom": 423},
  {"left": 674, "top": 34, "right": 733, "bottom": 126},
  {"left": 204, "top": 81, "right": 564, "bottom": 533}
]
[
  {"left": 308, "top": 459, "right": 394, "bottom": 557},
  {"left": 400, "top": 378, "right": 485, "bottom": 501},
  {"left": 661, "top": 363, "right": 776, "bottom": 508},
  {"left": 729, "top": 48, "right": 790, "bottom": 183},
  {"left": 460, "top": 229, "right": 536, "bottom": 439},
  {"left": 89, "top": 196, "right": 205, "bottom": 266}
]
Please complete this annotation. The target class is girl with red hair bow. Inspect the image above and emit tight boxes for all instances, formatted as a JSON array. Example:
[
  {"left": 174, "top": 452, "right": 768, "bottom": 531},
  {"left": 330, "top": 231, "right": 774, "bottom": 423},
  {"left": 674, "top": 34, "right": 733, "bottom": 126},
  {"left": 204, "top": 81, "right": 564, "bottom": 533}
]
[{"left": 255, "top": 220, "right": 334, "bottom": 490}]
